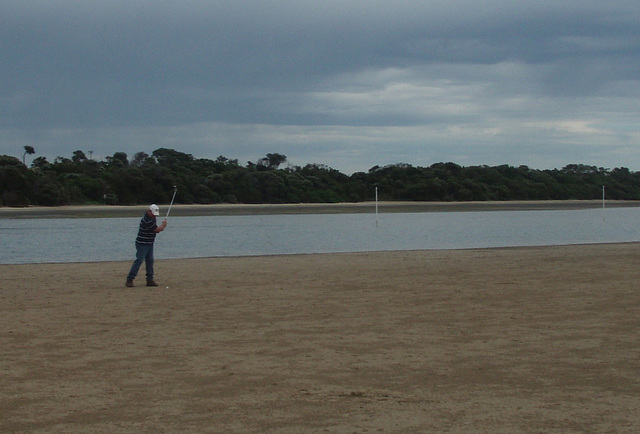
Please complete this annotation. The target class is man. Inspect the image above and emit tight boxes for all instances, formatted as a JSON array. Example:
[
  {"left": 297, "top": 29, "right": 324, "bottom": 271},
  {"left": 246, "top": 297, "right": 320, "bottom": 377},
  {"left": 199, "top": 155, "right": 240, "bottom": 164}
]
[{"left": 125, "top": 204, "right": 167, "bottom": 287}]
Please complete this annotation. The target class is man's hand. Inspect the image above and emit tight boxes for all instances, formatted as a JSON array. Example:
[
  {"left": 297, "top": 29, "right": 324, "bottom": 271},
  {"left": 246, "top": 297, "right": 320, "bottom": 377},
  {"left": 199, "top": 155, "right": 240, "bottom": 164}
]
[{"left": 156, "top": 219, "right": 168, "bottom": 232}]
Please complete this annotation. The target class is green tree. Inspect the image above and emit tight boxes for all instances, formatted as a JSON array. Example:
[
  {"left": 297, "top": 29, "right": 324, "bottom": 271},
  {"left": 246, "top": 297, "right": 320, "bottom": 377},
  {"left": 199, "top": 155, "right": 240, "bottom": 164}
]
[
  {"left": 32, "top": 172, "right": 65, "bottom": 206},
  {"left": 105, "top": 152, "right": 129, "bottom": 168},
  {"left": 258, "top": 153, "right": 287, "bottom": 170},
  {"left": 0, "top": 155, "right": 31, "bottom": 206},
  {"left": 72, "top": 150, "right": 87, "bottom": 163},
  {"left": 22, "top": 146, "right": 35, "bottom": 165},
  {"left": 32, "top": 156, "right": 51, "bottom": 170},
  {"left": 131, "top": 152, "right": 150, "bottom": 168},
  {"left": 152, "top": 148, "right": 194, "bottom": 170}
]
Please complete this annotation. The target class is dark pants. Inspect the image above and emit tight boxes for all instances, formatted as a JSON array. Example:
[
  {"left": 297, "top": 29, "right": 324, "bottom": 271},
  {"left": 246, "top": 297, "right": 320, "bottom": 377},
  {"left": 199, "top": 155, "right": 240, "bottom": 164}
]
[{"left": 127, "top": 242, "right": 154, "bottom": 281}]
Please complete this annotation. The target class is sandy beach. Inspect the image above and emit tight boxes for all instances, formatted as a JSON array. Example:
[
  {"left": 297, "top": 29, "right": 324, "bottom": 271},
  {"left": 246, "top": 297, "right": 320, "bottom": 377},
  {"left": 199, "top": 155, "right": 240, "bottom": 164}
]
[{"left": 2, "top": 242, "right": 640, "bottom": 432}]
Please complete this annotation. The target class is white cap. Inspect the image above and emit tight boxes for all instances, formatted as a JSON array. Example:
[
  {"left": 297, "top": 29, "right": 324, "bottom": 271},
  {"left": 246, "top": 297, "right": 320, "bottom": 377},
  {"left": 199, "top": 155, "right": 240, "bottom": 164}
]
[{"left": 149, "top": 204, "right": 160, "bottom": 216}]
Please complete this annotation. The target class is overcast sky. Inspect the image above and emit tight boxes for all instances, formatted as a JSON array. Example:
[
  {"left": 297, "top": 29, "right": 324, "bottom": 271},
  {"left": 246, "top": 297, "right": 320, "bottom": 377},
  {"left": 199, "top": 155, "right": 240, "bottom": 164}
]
[{"left": 2, "top": 1, "right": 639, "bottom": 173}]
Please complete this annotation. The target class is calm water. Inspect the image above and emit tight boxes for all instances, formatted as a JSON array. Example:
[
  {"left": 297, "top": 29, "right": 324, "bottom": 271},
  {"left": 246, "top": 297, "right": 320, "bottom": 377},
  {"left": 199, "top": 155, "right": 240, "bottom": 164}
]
[{"left": 0, "top": 208, "right": 638, "bottom": 264}]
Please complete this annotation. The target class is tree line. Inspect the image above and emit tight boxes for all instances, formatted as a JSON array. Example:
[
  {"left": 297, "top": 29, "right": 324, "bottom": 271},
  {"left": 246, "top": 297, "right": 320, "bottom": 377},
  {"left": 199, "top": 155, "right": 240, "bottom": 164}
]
[{"left": 2, "top": 147, "right": 640, "bottom": 207}]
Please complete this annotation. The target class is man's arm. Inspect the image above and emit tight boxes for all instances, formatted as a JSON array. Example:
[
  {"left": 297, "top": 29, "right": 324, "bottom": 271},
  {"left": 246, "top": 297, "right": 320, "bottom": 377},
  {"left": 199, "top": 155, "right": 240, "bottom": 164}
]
[{"left": 154, "top": 219, "right": 167, "bottom": 233}]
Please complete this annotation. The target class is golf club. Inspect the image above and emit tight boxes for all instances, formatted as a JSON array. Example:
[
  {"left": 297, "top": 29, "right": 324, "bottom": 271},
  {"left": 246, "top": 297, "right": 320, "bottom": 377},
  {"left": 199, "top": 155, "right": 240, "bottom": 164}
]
[{"left": 166, "top": 185, "right": 177, "bottom": 219}]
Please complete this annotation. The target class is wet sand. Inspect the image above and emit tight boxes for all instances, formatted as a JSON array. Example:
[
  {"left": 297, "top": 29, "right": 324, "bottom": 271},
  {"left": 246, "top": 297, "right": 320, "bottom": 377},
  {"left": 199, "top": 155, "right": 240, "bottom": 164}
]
[{"left": 2, "top": 243, "right": 640, "bottom": 432}]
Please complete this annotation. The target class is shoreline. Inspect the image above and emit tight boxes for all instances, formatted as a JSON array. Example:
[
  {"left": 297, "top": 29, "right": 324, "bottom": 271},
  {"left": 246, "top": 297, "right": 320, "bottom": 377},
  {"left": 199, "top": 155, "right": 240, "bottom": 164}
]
[
  {"left": 3, "top": 240, "right": 639, "bottom": 267},
  {"left": 1, "top": 199, "right": 639, "bottom": 218}
]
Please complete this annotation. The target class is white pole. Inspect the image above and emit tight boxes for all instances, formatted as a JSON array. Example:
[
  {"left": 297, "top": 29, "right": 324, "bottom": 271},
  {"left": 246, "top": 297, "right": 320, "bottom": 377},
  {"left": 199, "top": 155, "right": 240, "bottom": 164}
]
[
  {"left": 602, "top": 185, "right": 605, "bottom": 222},
  {"left": 375, "top": 187, "right": 379, "bottom": 226}
]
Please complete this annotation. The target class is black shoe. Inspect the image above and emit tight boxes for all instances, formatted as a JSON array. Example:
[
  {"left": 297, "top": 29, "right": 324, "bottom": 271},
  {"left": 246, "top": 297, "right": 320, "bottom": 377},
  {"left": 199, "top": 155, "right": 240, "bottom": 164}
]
[
  {"left": 125, "top": 280, "right": 134, "bottom": 288},
  {"left": 146, "top": 280, "right": 159, "bottom": 287}
]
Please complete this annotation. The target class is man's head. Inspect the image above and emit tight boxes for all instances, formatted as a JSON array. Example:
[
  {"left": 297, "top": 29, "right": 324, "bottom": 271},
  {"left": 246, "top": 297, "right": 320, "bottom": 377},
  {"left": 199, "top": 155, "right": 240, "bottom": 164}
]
[{"left": 149, "top": 204, "right": 160, "bottom": 216}]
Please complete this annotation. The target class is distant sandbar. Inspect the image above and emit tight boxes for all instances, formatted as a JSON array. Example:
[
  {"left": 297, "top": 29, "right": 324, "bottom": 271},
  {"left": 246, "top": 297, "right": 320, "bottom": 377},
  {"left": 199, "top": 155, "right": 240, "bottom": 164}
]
[{"left": 1, "top": 200, "right": 639, "bottom": 219}]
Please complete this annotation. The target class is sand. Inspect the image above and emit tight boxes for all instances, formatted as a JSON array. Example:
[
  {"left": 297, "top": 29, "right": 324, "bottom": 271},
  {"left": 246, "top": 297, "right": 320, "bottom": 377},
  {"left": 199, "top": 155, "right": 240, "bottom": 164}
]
[{"left": 2, "top": 243, "right": 640, "bottom": 433}]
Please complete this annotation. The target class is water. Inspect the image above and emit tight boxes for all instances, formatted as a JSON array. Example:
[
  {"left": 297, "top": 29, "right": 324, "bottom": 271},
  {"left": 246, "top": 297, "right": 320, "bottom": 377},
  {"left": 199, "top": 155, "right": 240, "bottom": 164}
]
[{"left": 0, "top": 208, "right": 637, "bottom": 264}]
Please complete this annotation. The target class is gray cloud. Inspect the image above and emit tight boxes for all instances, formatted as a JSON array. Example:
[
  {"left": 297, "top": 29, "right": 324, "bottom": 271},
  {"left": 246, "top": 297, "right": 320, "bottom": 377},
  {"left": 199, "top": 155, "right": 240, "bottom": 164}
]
[{"left": 1, "top": 0, "right": 639, "bottom": 173}]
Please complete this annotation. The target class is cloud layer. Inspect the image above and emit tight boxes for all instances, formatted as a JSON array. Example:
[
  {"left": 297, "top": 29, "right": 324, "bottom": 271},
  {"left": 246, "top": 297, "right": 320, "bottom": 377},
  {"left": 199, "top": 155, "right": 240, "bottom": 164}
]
[{"left": 2, "top": 1, "right": 639, "bottom": 173}]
